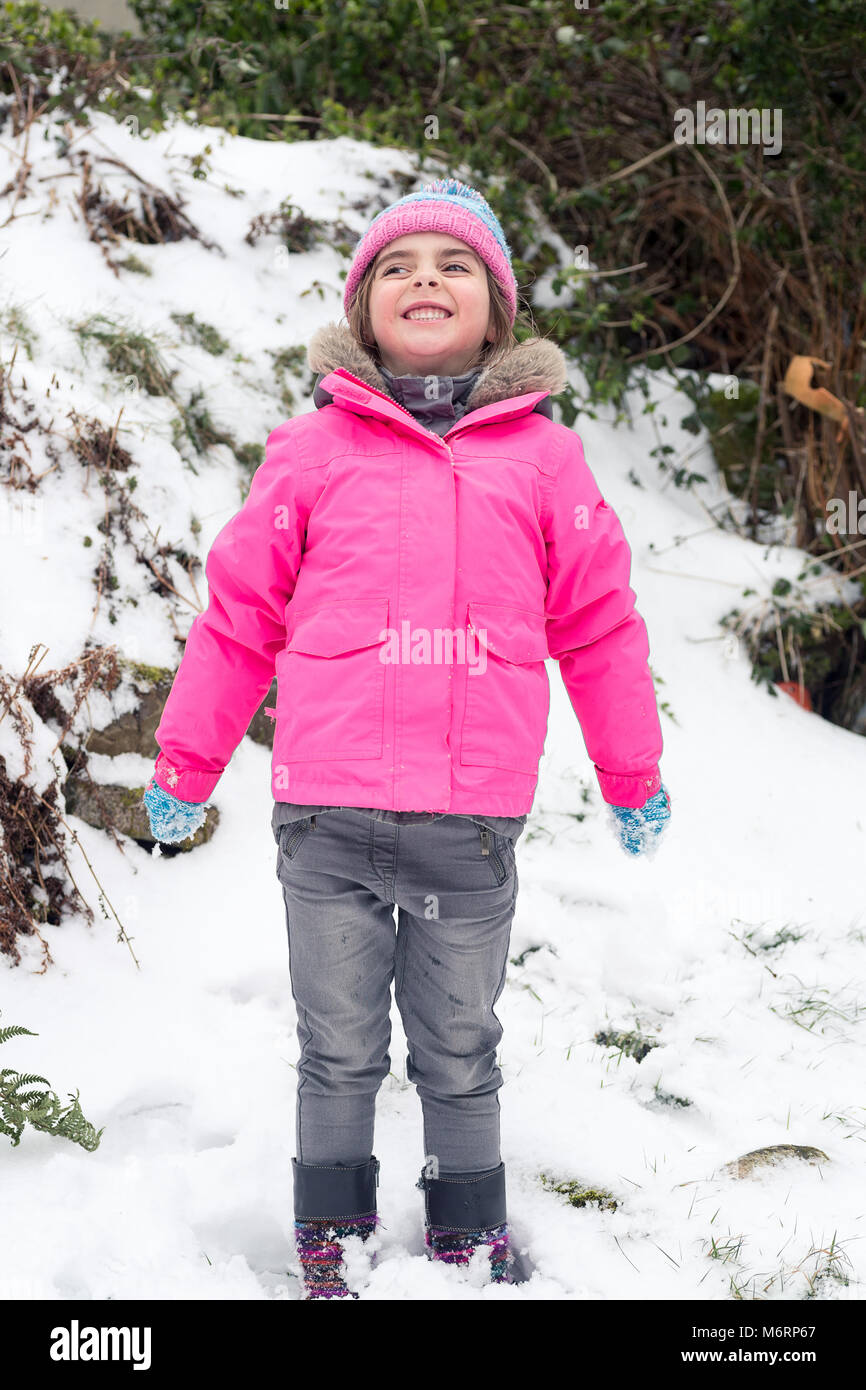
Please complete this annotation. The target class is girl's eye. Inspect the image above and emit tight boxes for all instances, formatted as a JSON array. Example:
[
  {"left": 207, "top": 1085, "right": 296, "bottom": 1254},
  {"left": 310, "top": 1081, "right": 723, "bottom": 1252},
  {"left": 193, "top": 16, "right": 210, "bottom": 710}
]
[{"left": 382, "top": 262, "right": 468, "bottom": 275}]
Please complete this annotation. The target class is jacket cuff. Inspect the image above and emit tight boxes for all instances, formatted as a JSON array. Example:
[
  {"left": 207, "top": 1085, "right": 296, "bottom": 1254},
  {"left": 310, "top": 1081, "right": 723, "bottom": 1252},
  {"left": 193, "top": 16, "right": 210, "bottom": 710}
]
[
  {"left": 152, "top": 753, "right": 221, "bottom": 804},
  {"left": 595, "top": 765, "right": 661, "bottom": 808}
]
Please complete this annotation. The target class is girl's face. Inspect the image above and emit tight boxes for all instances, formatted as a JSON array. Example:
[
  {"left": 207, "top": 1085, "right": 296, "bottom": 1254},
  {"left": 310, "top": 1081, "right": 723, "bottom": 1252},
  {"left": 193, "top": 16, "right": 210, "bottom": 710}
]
[{"left": 366, "top": 231, "right": 495, "bottom": 378}]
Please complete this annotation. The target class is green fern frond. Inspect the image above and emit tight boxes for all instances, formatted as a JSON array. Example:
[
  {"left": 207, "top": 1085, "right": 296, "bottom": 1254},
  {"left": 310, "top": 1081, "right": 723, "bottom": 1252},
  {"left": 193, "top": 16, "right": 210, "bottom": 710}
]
[
  {"left": 0, "top": 1026, "right": 39, "bottom": 1046},
  {"left": 1, "top": 1070, "right": 52, "bottom": 1091},
  {"left": 0, "top": 1013, "right": 103, "bottom": 1152}
]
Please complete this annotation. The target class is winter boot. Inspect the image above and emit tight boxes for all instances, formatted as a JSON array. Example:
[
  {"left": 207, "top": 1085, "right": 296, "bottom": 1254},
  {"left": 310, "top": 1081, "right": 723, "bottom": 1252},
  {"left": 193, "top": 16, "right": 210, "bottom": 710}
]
[
  {"left": 416, "top": 1158, "right": 511, "bottom": 1284},
  {"left": 293, "top": 1155, "right": 381, "bottom": 1300}
]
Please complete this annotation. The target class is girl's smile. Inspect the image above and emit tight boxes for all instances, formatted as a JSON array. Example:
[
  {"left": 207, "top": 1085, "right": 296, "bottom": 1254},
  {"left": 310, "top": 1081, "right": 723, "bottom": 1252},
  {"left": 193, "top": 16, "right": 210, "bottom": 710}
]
[{"left": 402, "top": 308, "right": 453, "bottom": 321}]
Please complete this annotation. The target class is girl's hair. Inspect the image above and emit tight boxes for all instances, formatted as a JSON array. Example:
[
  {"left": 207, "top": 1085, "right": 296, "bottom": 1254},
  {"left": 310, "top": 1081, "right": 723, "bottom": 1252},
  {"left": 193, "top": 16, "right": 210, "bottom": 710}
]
[{"left": 345, "top": 255, "right": 535, "bottom": 373}]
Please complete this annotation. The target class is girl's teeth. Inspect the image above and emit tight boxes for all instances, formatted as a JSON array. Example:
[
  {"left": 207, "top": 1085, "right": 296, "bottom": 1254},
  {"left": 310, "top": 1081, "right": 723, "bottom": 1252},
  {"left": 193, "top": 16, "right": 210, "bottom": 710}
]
[{"left": 405, "top": 310, "right": 450, "bottom": 320}]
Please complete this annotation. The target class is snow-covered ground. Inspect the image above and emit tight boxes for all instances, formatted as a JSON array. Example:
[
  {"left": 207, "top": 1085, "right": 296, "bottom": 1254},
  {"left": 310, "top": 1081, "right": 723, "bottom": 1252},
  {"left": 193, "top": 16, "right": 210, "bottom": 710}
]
[{"left": 1, "top": 109, "right": 864, "bottom": 1301}]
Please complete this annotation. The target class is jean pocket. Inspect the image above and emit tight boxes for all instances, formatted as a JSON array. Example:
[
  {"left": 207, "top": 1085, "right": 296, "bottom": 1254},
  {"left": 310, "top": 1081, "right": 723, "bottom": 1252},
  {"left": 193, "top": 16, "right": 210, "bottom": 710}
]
[
  {"left": 477, "top": 824, "right": 512, "bottom": 886},
  {"left": 278, "top": 816, "right": 314, "bottom": 862},
  {"left": 496, "top": 831, "right": 517, "bottom": 877}
]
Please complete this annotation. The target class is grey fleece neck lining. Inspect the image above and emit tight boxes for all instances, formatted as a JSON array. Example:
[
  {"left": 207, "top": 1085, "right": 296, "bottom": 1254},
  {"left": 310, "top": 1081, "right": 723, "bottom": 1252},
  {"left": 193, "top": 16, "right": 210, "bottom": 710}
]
[{"left": 377, "top": 363, "right": 483, "bottom": 437}]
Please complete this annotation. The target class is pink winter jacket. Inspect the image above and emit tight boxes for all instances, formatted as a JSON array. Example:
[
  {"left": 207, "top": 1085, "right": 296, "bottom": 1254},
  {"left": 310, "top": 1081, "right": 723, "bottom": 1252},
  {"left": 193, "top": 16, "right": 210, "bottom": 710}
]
[{"left": 152, "top": 326, "right": 664, "bottom": 815}]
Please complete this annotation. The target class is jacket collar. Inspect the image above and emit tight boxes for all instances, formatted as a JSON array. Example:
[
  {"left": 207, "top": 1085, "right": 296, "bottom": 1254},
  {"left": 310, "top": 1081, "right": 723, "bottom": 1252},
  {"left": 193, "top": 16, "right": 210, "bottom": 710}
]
[{"left": 307, "top": 321, "right": 568, "bottom": 435}]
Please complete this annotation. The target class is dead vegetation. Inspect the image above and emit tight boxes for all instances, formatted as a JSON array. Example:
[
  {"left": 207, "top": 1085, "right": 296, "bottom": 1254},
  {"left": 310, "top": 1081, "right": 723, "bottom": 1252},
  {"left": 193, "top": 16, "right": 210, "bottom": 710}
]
[
  {"left": 244, "top": 196, "right": 353, "bottom": 254},
  {"left": 0, "top": 643, "right": 142, "bottom": 970},
  {"left": 71, "top": 148, "right": 224, "bottom": 277}
]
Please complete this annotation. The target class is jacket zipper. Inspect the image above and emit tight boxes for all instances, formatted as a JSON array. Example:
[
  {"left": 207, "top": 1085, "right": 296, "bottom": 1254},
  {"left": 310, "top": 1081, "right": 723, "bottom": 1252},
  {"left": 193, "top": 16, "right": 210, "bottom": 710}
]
[
  {"left": 336, "top": 374, "right": 461, "bottom": 456},
  {"left": 385, "top": 391, "right": 459, "bottom": 449}
]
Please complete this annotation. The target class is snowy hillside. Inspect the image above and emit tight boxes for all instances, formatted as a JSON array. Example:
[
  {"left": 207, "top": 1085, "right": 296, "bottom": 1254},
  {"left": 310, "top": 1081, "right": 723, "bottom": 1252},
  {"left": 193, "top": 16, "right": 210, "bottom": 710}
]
[{"left": 1, "top": 108, "right": 864, "bottom": 1301}]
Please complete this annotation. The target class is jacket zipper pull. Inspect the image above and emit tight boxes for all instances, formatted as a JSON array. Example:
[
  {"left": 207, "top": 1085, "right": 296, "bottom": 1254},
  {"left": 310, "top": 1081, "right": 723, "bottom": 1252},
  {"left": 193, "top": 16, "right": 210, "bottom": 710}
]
[
  {"left": 374, "top": 1158, "right": 380, "bottom": 1188},
  {"left": 480, "top": 827, "right": 490, "bottom": 857}
]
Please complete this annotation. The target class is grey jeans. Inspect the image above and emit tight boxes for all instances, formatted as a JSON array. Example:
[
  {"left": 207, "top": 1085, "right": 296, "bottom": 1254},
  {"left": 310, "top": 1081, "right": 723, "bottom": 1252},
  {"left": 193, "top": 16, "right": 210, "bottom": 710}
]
[{"left": 273, "top": 808, "right": 525, "bottom": 1175}]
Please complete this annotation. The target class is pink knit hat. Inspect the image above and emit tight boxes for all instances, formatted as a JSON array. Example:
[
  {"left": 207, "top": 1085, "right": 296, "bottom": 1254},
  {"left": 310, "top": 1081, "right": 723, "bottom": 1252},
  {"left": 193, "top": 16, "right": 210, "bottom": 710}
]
[{"left": 343, "top": 177, "right": 518, "bottom": 324}]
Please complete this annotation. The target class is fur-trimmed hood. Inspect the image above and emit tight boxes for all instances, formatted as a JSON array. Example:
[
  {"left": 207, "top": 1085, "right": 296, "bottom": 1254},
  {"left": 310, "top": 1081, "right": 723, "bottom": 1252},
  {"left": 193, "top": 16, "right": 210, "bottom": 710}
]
[{"left": 307, "top": 320, "right": 568, "bottom": 415}]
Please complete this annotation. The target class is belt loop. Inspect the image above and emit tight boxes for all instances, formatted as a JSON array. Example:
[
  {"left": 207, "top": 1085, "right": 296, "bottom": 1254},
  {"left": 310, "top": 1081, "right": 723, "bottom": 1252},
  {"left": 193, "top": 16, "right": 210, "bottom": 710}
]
[{"left": 311, "top": 814, "right": 317, "bottom": 829}]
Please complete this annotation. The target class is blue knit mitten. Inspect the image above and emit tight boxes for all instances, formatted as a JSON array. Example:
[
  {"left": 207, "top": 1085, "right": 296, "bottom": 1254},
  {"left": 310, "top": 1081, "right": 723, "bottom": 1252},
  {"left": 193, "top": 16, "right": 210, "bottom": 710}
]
[
  {"left": 608, "top": 784, "right": 671, "bottom": 857},
  {"left": 142, "top": 778, "right": 207, "bottom": 844}
]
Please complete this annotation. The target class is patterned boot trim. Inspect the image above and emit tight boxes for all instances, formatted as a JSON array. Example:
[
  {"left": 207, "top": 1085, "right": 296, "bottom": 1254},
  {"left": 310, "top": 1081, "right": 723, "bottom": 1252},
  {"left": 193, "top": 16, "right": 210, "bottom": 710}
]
[
  {"left": 425, "top": 1219, "right": 511, "bottom": 1283},
  {"left": 295, "top": 1211, "right": 381, "bottom": 1300}
]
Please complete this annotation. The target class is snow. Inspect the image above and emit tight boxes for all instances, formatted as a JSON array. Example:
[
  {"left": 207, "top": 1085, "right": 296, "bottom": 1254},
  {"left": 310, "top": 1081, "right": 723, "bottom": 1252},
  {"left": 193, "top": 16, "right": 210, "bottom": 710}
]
[{"left": 1, "top": 108, "right": 865, "bottom": 1302}]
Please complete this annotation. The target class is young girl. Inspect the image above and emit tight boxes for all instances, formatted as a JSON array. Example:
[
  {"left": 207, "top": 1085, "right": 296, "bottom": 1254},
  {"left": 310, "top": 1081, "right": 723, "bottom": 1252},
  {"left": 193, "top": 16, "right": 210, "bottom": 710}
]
[{"left": 143, "top": 177, "right": 671, "bottom": 1298}]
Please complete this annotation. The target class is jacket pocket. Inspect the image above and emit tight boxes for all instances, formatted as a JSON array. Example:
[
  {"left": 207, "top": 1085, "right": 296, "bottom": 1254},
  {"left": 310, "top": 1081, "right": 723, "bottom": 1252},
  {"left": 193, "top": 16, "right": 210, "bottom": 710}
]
[
  {"left": 275, "top": 597, "right": 390, "bottom": 761},
  {"left": 459, "top": 602, "right": 550, "bottom": 775}
]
